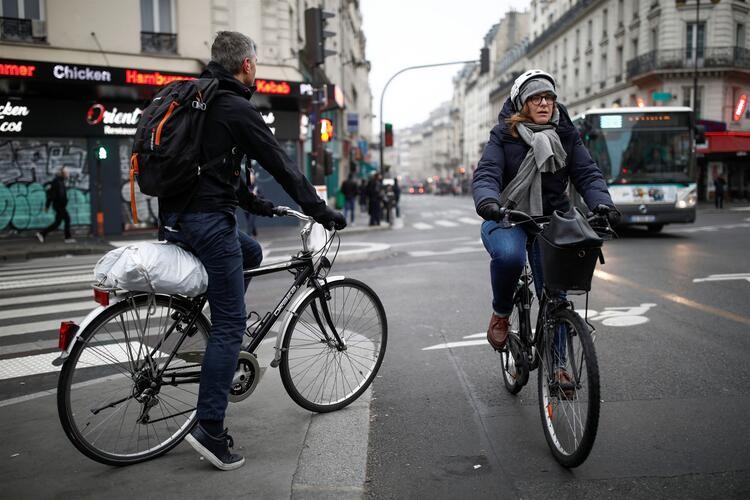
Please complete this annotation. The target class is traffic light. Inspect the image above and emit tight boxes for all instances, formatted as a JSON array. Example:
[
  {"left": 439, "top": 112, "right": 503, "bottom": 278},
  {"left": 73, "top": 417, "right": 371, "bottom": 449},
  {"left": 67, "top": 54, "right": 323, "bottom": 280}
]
[
  {"left": 480, "top": 47, "right": 490, "bottom": 74},
  {"left": 304, "top": 7, "right": 336, "bottom": 67},
  {"left": 384, "top": 123, "right": 394, "bottom": 147},
  {"left": 320, "top": 118, "right": 334, "bottom": 142},
  {"left": 96, "top": 144, "right": 108, "bottom": 160}
]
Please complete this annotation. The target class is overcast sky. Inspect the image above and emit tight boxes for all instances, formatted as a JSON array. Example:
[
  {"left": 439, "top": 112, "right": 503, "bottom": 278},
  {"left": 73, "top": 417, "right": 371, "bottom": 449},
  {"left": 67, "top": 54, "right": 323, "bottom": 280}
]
[{"left": 361, "top": 0, "right": 531, "bottom": 132}]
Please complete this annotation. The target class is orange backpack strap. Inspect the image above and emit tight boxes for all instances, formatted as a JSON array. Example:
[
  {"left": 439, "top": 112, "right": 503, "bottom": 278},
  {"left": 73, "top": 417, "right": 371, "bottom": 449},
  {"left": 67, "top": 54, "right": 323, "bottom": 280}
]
[{"left": 129, "top": 153, "right": 140, "bottom": 225}]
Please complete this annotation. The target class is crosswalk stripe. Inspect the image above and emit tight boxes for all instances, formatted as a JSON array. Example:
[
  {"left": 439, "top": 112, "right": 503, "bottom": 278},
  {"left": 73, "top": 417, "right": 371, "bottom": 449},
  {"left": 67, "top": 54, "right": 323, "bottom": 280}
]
[
  {"left": 413, "top": 222, "right": 433, "bottom": 230},
  {"left": 458, "top": 217, "right": 481, "bottom": 225},
  {"left": 0, "top": 289, "right": 91, "bottom": 308},
  {"left": 0, "top": 318, "right": 70, "bottom": 337},
  {"left": 0, "top": 264, "right": 93, "bottom": 279},
  {"left": 0, "top": 299, "right": 94, "bottom": 320},
  {"left": 434, "top": 220, "right": 459, "bottom": 227},
  {"left": 0, "top": 274, "right": 94, "bottom": 291}
]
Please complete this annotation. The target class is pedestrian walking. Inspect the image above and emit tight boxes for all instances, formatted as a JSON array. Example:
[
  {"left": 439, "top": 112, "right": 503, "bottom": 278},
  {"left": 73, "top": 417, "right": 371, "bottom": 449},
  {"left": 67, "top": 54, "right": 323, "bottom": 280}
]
[
  {"left": 472, "top": 69, "right": 617, "bottom": 375},
  {"left": 714, "top": 174, "right": 726, "bottom": 209},
  {"left": 392, "top": 177, "right": 401, "bottom": 218},
  {"left": 359, "top": 178, "right": 368, "bottom": 212},
  {"left": 368, "top": 172, "right": 383, "bottom": 226},
  {"left": 36, "top": 166, "right": 74, "bottom": 243},
  {"left": 158, "top": 31, "right": 345, "bottom": 470},
  {"left": 340, "top": 172, "right": 359, "bottom": 223}
]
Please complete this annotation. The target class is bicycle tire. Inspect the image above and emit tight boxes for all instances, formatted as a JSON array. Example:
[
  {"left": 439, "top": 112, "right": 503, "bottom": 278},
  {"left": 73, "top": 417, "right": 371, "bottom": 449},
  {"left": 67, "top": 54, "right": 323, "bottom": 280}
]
[
  {"left": 501, "top": 299, "right": 528, "bottom": 395},
  {"left": 57, "top": 294, "right": 209, "bottom": 466},
  {"left": 279, "top": 278, "right": 387, "bottom": 412},
  {"left": 537, "top": 307, "right": 600, "bottom": 468}
]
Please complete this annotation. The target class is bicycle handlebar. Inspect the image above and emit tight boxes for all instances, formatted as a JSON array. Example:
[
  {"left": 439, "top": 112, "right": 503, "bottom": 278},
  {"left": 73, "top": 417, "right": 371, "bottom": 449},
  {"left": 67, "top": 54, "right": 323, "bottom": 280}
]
[
  {"left": 498, "top": 205, "right": 616, "bottom": 239},
  {"left": 272, "top": 206, "right": 314, "bottom": 222}
]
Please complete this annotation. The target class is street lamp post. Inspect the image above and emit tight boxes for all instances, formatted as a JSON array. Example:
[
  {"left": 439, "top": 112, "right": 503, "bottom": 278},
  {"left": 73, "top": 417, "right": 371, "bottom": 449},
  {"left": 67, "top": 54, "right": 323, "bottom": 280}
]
[{"left": 378, "top": 60, "right": 478, "bottom": 176}]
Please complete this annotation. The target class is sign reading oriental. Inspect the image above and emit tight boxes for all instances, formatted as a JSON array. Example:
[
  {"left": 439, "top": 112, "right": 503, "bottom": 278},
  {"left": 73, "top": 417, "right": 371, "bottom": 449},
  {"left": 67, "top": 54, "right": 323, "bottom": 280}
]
[{"left": 1, "top": 58, "right": 311, "bottom": 98}]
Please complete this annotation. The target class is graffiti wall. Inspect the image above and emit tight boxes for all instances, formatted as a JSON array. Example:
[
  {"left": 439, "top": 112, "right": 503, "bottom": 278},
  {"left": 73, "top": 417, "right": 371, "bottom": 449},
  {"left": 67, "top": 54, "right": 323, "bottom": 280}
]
[{"left": 0, "top": 138, "right": 91, "bottom": 235}]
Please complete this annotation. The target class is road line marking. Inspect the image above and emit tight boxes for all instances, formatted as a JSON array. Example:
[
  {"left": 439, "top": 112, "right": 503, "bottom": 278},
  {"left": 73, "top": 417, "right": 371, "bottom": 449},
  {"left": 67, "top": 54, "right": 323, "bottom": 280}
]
[
  {"left": 0, "top": 264, "right": 93, "bottom": 278},
  {"left": 409, "top": 247, "right": 482, "bottom": 258},
  {"left": 434, "top": 220, "right": 459, "bottom": 227},
  {"left": 422, "top": 339, "right": 488, "bottom": 350},
  {"left": 0, "top": 318, "right": 67, "bottom": 337},
  {"left": 693, "top": 273, "right": 750, "bottom": 283},
  {"left": 458, "top": 217, "right": 481, "bottom": 225},
  {"left": 412, "top": 222, "right": 433, "bottom": 230},
  {"left": 594, "top": 270, "right": 750, "bottom": 326},
  {"left": 0, "top": 289, "right": 91, "bottom": 307},
  {"left": 0, "top": 300, "right": 94, "bottom": 320},
  {"left": 0, "top": 274, "right": 94, "bottom": 291},
  {"left": 670, "top": 222, "right": 750, "bottom": 233}
]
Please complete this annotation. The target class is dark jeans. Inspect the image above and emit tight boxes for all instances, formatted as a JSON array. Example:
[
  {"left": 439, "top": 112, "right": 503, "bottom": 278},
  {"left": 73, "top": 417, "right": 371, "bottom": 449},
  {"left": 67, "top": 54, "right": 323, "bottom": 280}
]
[
  {"left": 344, "top": 198, "right": 356, "bottom": 223},
  {"left": 162, "top": 211, "right": 263, "bottom": 422},
  {"left": 41, "top": 206, "right": 71, "bottom": 239},
  {"left": 715, "top": 193, "right": 724, "bottom": 209},
  {"left": 369, "top": 200, "right": 382, "bottom": 226}
]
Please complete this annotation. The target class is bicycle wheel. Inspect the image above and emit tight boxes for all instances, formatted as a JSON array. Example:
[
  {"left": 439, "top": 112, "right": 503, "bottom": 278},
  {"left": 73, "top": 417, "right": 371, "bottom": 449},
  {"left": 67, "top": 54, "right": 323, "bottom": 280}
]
[
  {"left": 280, "top": 278, "right": 387, "bottom": 412},
  {"left": 57, "top": 293, "right": 209, "bottom": 465},
  {"left": 501, "top": 300, "right": 528, "bottom": 395},
  {"left": 537, "top": 308, "right": 600, "bottom": 468}
]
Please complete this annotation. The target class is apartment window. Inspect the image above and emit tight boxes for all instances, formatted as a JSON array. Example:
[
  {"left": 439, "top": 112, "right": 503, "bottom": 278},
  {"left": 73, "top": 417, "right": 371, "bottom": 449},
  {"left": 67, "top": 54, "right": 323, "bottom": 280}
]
[
  {"left": 632, "top": 37, "right": 639, "bottom": 58},
  {"left": 633, "top": 0, "right": 640, "bottom": 19},
  {"left": 602, "top": 9, "right": 608, "bottom": 38},
  {"left": 575, "top": 28, "right": 581, "bottom": 56},
  {"left": 617, "top": 0, "right": 624, "bottom": 26},
  {"left": 737, "top": 23, "right": 746, "bottom": 48},
  {"left": 601, "top": 53, "right": 608, "bottom": 85},
  {"left": 0, "top": 0, "right": 44, "bottom": 42},
  {"left": 686, "top": 22, "right": 706, "bottom": 60},
  {"left": 587, "top": 19, "right": 593, "bottom": 46},
  {"left": 616, "top": 45, "right": 623, "bottom": 81},
  {"left": 650, "top": 27, "right": 658, "bottom": 51},
  {"left": 141, "top": 0, "right": 176, "bottom": 54}
]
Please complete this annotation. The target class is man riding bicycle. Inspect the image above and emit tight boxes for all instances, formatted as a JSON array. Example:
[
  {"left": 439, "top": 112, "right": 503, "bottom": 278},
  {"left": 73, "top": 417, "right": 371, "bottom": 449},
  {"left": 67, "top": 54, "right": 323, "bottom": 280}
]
[{"left": 159, "top": 31, "right": 346, "bottom": 470}]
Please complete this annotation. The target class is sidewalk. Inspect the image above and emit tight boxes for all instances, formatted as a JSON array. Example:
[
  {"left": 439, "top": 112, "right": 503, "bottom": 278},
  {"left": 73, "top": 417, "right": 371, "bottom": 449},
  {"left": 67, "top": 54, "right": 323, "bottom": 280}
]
[
  {"left": 0, "top": 340, "right": 371, "bottom": 499},
  {"left": 0, "top": 217, "right": 392, "bottom": 263}
]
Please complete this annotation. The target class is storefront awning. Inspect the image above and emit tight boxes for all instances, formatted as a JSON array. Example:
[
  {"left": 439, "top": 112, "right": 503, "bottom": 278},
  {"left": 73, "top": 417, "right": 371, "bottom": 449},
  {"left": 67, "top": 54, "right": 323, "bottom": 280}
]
[{"left": 697, "top": 131, "right": 750, "bottom": 155}]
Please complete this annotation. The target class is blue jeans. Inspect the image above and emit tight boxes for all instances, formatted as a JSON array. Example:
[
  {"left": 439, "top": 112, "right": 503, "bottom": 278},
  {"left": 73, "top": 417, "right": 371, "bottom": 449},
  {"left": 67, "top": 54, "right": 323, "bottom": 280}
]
[
  {"left": 344, "top": 198, "right": 356, "bottom": 223},
  {"left": 163, "top": 211, "right": 263, "bottom": 422},
  {"left": 480, "top": 220, "right": 568, "bottom": 369}
]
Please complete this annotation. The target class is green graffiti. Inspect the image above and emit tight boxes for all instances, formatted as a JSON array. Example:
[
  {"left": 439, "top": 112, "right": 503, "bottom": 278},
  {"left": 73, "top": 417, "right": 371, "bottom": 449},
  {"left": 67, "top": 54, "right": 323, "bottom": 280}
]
[{"left": 0, "top": 182, "right": 90, "bottom": 232}]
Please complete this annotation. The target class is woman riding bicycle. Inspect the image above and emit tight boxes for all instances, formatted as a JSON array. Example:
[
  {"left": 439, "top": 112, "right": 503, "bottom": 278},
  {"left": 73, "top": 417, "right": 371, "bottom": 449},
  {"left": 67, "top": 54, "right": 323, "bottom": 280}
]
[{"left": 472, "top": 69, "right": 616, "bottom": 372}]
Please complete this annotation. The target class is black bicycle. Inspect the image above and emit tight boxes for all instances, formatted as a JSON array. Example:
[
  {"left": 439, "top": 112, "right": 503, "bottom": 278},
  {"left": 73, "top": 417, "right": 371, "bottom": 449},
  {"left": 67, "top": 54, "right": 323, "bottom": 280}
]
[
  {"left": 57, "top": 207, "right": 387, "bottom": 466},
  {"left": 497, "top": 206, "right": 614, "bottom": 468}
]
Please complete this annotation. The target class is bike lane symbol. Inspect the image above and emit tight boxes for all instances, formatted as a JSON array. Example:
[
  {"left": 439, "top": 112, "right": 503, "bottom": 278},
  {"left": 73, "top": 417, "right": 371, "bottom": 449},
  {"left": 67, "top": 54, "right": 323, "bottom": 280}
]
[{"left": 581, "top": 303, "right": 657, "bottom": 326}]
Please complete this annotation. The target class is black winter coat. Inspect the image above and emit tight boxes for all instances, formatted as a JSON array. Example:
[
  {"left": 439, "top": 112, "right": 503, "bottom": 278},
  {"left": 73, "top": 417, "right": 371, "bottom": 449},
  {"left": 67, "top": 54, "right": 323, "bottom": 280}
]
[
  {"left": 160, "top": 62, "right": 325, "bottom": 217},
  {"left": 46, "top": 174, "right": 67, "bottom": 210},
  {"left": 472, "top": 99, "right": 613, "bottom": 215}
]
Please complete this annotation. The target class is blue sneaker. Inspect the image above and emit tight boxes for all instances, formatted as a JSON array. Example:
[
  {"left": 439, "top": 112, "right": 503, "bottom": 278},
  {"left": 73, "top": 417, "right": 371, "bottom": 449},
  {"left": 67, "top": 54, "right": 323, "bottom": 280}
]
[{"left": 185, "top": 423, "right": 245, "bottom": 471}]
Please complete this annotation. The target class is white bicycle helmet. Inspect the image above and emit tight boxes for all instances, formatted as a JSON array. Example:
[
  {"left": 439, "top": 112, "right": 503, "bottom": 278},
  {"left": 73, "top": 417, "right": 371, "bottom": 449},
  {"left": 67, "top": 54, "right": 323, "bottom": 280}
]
[{"left": 510, "top": 69, "right": 557, "bottom": 111}]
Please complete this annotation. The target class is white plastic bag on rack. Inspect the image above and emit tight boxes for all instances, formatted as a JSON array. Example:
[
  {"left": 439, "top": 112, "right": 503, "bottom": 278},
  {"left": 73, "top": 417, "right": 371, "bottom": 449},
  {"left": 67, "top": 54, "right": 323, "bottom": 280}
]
[{"left": 94, "top": 242, "right": 208, "bottom": 296}]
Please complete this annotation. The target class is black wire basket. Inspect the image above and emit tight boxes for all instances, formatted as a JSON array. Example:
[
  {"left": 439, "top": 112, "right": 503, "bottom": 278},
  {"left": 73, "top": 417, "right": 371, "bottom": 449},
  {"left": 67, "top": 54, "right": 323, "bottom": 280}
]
[{"left": 538, "top": 236, "right": 602, "bottom": 293}]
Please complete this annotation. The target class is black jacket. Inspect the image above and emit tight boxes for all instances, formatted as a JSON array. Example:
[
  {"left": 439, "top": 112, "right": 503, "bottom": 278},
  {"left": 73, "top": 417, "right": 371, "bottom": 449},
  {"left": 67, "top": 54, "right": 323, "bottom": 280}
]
[
  {"left": 472, "top": 99, "right": 613, "bottom": 215},
  {"left": 160, "top": 62, "right": 324, "bottom": 216},
  {"left": 46, "top": 174, "right": 67, "bottom": 210}
]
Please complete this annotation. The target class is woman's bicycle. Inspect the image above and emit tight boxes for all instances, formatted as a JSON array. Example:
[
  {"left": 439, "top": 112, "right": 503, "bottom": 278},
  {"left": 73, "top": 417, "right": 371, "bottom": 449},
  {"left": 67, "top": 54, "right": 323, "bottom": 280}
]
[
  {"left": 55, "top": 207, "right": 387, "bottom": 466},
  {"left": 496, "top": 206, "right": 615, "bottom": 468}
]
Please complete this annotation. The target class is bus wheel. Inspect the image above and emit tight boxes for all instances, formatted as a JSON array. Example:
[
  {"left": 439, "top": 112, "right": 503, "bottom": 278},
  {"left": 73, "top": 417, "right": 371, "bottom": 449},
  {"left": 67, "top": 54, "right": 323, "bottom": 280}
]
[{"left": 647, "top": 224, "right": 664, "bottom": 233}]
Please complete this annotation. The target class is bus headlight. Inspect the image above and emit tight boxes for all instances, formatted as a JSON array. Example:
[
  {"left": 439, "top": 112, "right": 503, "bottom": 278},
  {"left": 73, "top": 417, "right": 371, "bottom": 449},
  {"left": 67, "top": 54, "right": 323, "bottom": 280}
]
[{"left": 676, "top": 186, "right": 697, "bottom": 209}]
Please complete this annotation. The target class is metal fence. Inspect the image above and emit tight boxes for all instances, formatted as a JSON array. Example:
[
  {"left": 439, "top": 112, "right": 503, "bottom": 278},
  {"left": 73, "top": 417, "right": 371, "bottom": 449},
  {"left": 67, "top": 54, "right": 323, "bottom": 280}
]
[
  {"left": 141, "top": 32, "right": 178, "bottom": 54},
  {"left": 627, "top": 47, "right": 750, "bottom": 78},
  {"left": 0, "top": 17, "right": 32, "bottom": 42}
]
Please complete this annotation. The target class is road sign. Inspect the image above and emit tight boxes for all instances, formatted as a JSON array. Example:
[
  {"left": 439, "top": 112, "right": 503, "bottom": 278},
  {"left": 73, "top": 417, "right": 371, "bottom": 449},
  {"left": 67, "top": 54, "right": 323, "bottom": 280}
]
[{"left": 652, "top": 91, "right": 673, "bottom": 101}]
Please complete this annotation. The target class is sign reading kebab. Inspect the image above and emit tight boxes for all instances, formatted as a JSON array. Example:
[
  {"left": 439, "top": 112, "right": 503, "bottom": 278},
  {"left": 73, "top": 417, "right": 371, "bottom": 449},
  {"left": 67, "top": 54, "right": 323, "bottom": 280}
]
[{"left": 1, "top": 58, "right": 310, "bottom": 97}]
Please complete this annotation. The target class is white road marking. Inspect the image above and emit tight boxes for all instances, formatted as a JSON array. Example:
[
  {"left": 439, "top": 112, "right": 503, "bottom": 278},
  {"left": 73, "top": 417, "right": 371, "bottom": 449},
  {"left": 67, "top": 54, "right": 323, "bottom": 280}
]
[
  {"left": 693, "top": 273, "right": 750, "bottom": 283},
  {"left": 0, "top": 274, "right": 94, "bottom": 291},
  {"left": 0, "top": 289, "right": 91, "bottom": 307},
  {"left": 0, "top": 318, "right": 71, "bottom": 337},
  {"left": 458, "top": 217, "right": 481, "bottom": 225},
  {"left": 730, "top": 206, "right": 750, "bottom": 211},
  {"left": 409, "top": 247, "right": 482, "bottom": 258},
  {"left": 670, "top": 222, "right": 750, "bottom": 233},
  {"left": 434, "top": 220, "right": 459, "bottom": 227},
  {"left": 0, "top": 264, "right": 93, "bottom": 279},
  {"left": 412, "top": 222, "right": 433, "bottom": 230},
  {"left": 0, "top": 300, "right": 94, "bottom": 320}
]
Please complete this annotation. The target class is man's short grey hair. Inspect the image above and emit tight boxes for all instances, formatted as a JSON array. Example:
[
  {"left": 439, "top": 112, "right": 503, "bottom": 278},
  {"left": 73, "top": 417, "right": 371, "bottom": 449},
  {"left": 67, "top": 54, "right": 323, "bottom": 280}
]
[{"left": 211, "top": 31, "right": 257, "bottom": 74}]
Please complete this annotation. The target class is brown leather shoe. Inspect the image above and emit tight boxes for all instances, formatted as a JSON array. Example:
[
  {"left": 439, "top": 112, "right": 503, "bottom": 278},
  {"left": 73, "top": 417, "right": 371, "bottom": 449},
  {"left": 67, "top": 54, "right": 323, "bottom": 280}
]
[{"left": 487, "top": 314, "right": 509, "bottom": 350}]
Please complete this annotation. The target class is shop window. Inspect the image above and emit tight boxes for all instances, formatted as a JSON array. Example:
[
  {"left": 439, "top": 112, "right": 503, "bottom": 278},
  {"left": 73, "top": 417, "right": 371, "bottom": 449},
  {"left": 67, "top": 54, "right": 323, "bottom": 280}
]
[
  {"left": 0, "top": 0, "right": 45, "bottom": 42},
  {"left": 140, "top": 0, "right": 177, "bottom": 54}
]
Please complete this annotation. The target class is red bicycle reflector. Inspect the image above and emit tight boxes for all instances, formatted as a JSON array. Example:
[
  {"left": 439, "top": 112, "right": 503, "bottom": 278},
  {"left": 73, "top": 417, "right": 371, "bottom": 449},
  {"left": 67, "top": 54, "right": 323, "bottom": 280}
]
[
  {"left": 59, "top": 321, "right": 78, "bottom": 350},
  {"left": 93, "top": 288, "right": 110, "bottom": 306}
]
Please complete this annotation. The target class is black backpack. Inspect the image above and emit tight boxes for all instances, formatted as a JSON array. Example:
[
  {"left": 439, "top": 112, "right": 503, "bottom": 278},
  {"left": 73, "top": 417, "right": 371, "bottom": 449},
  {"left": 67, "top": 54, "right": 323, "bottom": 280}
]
[{"left": 129, "top": 77, "right": 226, "bottom": 223}]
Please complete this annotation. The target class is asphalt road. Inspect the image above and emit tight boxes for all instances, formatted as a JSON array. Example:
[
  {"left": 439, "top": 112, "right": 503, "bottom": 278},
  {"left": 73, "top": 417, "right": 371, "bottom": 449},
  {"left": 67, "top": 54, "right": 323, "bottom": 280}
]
[{"left": 1, "top": 194, "right": 749, "bottom": 498}]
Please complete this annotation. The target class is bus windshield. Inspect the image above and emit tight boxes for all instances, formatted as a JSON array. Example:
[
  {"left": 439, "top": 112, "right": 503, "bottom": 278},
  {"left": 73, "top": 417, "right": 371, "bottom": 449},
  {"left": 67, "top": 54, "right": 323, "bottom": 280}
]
[{"left": 582, "top": 112, "right": 694, "bottom": 184}]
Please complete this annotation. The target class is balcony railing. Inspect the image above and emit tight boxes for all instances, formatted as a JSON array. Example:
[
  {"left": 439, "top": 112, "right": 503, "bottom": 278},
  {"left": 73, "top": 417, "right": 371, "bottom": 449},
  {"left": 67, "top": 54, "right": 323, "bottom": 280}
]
[
  {"left": 1, "top": 17, "right": 32, "bottom": 42},
  {"left": 627, "top": 46, "right": 750, "bottom": 79},
  {"left": 141, "top": 31, "right": 178, "bottom": 54}
]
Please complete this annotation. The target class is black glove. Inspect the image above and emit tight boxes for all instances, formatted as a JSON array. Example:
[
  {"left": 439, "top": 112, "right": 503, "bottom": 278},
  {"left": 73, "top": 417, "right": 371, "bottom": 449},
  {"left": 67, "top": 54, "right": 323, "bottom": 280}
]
[
  {"left": 593, "top": 204, "right": 621, "bottom": 226},
  {"left": 245, "top": 196, "right": 275, "bottom": 217},
  {"left": 477, "top": 200, "right": 502, "bottom": 222},
  {"left": 311, "top": 205, "right": 347, "bottom": 230}
]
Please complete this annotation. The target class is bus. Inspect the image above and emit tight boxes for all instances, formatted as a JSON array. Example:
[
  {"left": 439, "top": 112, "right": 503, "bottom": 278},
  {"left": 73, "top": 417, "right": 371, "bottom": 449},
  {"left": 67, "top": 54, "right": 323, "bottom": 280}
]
[{"left": 572, "top": 106, "right": 699, "bottom": 232}]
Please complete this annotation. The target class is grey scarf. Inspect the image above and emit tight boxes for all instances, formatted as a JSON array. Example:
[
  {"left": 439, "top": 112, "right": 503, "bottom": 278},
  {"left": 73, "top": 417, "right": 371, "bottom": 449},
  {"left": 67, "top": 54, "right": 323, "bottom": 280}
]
[{"left": 500, "top": 107, "right": 567, "bottom": 215}]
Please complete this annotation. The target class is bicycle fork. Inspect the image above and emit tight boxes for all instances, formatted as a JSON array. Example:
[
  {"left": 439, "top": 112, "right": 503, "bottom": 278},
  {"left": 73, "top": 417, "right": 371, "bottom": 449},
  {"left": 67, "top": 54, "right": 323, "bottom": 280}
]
[{"left": 310, "top": 280, "right": 346, "bottom": 351}]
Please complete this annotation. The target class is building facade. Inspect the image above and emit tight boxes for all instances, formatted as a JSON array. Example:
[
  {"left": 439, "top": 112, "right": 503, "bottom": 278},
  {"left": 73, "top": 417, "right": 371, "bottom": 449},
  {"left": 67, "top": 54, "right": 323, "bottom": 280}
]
[{"left": 0, "top": 0, "right": 372, "bottom": 238}]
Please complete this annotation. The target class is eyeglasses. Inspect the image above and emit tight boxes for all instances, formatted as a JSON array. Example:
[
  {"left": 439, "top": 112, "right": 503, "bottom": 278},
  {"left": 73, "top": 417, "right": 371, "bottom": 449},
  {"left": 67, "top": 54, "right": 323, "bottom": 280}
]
[{"left": 528, "top": 93, "right": 556, "bottom": 105}]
